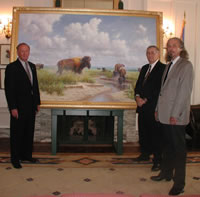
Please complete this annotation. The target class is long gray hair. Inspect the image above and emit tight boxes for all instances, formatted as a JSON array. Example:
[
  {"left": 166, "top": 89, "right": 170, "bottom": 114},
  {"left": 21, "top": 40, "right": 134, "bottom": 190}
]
[{"left": 165, "top": 37, "right": 189, "bottom": 62}]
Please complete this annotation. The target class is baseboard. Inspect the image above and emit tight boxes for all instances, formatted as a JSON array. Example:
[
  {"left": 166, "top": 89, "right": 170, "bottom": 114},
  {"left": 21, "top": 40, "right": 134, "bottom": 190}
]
[{"left": 0, "top": 138, "right": 140, "bottom": 154}]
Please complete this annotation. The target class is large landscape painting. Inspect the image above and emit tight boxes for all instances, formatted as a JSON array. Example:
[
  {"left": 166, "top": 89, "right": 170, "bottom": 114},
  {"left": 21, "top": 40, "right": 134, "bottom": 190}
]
[{"left": 11, "top": 7, "right": 163, "bottom": 109}]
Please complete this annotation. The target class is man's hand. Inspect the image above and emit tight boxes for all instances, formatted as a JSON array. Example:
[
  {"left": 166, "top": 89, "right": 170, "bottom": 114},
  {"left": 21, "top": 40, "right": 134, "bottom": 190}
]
[
  {"left": 135, "top": 96, "right": 147, "bottom": 107},
  {"left": 155, "top": 111, "right": 159, "bottom": 121},
  {"left": 11, "top": 109, "right": 18, "bottom": 119},
  {"left": 170, "top": 117, "right": 177, "bottom": 125},
  {"left": 36, "top": 105, "right": 40, "bottom": 113}
]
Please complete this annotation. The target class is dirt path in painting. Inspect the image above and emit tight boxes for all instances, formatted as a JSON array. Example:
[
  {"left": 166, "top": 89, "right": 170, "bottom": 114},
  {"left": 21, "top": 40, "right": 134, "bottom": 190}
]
[{"left": 40, "top": 76, "right": 133, "bottom": 103}]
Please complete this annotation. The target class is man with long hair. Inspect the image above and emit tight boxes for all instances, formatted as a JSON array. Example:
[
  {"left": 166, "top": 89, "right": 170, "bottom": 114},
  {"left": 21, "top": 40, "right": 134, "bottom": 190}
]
[{"left": 151, "top": 37, "right": 194, "bottom": 195}]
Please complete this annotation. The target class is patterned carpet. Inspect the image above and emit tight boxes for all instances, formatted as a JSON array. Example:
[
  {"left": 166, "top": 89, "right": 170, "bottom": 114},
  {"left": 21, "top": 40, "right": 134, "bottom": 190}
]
[{"left": 0, "top": 153, "right": 200, "bottom": 168}]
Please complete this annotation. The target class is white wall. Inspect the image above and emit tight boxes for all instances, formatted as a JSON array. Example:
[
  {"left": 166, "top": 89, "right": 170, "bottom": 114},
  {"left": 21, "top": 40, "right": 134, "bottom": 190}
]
[
  {"left": 0, "top": 0, "right": 53, "bottom": 15},
  {"left": 194, "top": 1, "right": 200, "bottom": 105},
  {"left": 123, "top": 0, "right": 145, "bottom": 10}
]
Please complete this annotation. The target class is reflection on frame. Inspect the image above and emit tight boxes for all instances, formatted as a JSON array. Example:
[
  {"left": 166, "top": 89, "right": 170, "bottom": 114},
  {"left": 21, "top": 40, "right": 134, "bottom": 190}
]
[{"left": 11, "top": 7, "right": 162, "bottom": 109}]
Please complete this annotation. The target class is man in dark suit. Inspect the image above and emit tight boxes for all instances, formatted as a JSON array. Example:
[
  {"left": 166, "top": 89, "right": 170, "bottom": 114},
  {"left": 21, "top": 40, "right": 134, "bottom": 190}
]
[
  {"left": 151, "top": 37, "right": 194, "bottom": 195},
  {"left": 134, "top": 45, "right": 165, "bottom": 171},
  {"left": 4, "top": 43, "right": 41, "bottom": 169}
]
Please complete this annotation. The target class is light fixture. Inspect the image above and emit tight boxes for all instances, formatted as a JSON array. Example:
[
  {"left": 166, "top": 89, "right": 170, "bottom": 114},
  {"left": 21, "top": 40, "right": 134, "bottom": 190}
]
[
  {"left": 163, "top": 19, "right": 174, "bottom": 39},
  {"left": 0, "top": 16, "right": 12, "bottom": 39},
  {"left": 162, "top": 18, "right": 175, "bottom": 51}
]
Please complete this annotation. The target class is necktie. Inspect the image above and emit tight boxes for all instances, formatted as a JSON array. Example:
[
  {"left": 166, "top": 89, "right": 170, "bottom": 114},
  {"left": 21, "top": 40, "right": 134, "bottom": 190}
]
[
  {"left": 25, "top": 61, "right": 32, "bottom": 84},
  {"left": 143, "top": 65, "right": 151, "bottom": 85},
  {"left": 163, "top": 62, "right": 173, "bottom": 85}
]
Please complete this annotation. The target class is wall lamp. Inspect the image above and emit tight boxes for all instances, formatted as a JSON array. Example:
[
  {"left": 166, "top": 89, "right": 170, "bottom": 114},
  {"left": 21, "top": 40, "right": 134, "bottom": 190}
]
[
  {"left": 0, "top": 16, "right": 12, "bottom": 39},
  {"left": 163, "top": 19, "right": 175, "bottom": 48},
  {"left": 163, "top": 19, "right": 174, "bottom": 38}
]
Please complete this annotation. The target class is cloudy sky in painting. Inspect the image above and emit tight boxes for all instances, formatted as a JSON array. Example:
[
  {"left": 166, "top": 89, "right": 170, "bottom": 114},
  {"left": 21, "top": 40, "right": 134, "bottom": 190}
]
[{"left": 18, "top": 13, "right": 157, "bottom": 70}]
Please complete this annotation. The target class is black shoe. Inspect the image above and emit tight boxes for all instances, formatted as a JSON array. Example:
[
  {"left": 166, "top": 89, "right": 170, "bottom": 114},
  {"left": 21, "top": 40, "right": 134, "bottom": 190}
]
[
  {"left": 135, "top": 154, "right": 150, "bottom": 161},
  {"left": 150, "top": 175, "right": 172, "bottom": 182},
  {"left": 151, "top": 163, "right": 161, "bottom": 171},
  {"left": 169, "top": 187, "right": 184, "bottom": 195},
  {"left": 12, "top": 162, "right": 22, "bottom": 169}
]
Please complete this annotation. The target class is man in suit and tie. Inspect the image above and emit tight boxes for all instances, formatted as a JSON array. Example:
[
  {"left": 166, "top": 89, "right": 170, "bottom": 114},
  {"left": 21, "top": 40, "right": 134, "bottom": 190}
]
[
  {"left": 134, "top": 45, "right": 165, "bottom": 171},
  {"left": 150, "top": 37, "right": 194, "bottom": 195},
  {"left": 4, "top": 43, "right": 41, "bottom": 169}
]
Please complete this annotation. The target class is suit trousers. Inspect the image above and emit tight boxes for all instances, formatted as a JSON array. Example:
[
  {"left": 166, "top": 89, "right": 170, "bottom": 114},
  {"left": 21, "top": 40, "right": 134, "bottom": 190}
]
[
  {"left": 160, "top": 123, "right": 186, "bottom": 189},
  {"left": 138, "top": 110, "right": 162, "bottom": 163},
  {"left": 10, "top": 108, "right": 36, "bottom": 162}
]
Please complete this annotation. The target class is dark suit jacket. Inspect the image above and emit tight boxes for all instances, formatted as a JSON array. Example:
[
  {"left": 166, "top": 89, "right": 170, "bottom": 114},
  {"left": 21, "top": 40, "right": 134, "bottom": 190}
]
[
  {"left": 134, "top": 60, "right": 165, "bottom": 114},
  {"left": 4, "top": 59, "right": 40, "bottom": 116}
]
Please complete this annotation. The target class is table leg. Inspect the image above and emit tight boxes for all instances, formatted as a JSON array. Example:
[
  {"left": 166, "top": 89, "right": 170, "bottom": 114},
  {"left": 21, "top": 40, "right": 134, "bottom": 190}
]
[{"left": 51, "top": 111, "right": 57, "bottom": 155}]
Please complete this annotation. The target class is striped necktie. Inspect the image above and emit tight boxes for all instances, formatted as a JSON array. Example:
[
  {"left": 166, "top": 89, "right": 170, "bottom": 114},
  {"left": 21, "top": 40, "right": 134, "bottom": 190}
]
[
  {"left": 25, "top": 61, "right": 32, "bottom": 84},
  {"left": 143, "top": 65, "right": 151, "bottom": 85}
]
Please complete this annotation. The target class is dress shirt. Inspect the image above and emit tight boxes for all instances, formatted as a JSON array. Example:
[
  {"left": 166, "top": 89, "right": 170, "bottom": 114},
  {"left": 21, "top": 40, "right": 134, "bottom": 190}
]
[{"left": 168, "top": 56, "right": 180, "bottom": 73}]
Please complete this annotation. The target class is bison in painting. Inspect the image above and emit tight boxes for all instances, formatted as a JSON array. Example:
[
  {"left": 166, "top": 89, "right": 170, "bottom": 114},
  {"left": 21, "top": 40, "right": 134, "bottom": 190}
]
[
  {"left": 57, "top": 56, "right": 91, "bottom": 74},
  {"left": 113, "top": 63, "right": 126, "bottom": 84}
]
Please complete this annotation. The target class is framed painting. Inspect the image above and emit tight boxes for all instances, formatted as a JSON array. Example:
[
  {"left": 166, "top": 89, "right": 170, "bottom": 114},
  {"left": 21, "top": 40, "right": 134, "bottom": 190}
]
[
  {"left": 11, "top": 7, "right": 163, "bottom": 109},
  {"left": 0, "top": 44, "right": 10, "bottom": 65}
]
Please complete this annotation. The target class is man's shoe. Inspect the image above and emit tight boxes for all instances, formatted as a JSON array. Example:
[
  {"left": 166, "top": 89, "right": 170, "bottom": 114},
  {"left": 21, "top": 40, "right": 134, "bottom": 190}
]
[
  {"left": 150, "top": 175, "right": 172, "bottom": 182},
  {"left": 169, "top": 187, "right": 184, "bottom": 195},
  {"left": 12, "top": 162, "right": 22, "bottom": 169},
  {"left": 151, "top": 163, "right": 161, "bottom": 171},
  {"left": 135, "top": 154, "right": 150, "bottom": 161}
]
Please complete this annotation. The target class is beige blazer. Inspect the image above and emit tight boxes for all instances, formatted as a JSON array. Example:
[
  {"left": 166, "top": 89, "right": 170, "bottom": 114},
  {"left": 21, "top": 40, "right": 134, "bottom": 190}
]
[{"left": 156, "top": 57, "right": 194, "bottom": 125}]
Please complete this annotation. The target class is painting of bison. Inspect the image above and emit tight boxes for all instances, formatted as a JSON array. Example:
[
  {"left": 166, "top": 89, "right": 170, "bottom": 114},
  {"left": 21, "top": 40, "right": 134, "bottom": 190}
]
[
  {"left": 57, "top": 56, "right": 91, "bottom": 74},
  {"left": 12, "top": 8, "right": 161, "bottom": 108},
  {"left": 113, "top": 64, "right": 125, "bottom": 77},
  {"left": 113, "top": 64, "right": 126, "bottom": 84}
]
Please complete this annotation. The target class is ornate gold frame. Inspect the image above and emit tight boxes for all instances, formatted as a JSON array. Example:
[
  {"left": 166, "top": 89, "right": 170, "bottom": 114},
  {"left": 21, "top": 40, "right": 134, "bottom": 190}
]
[{"left": 11, "top": 7, "right": 163, "bottom": 109}]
